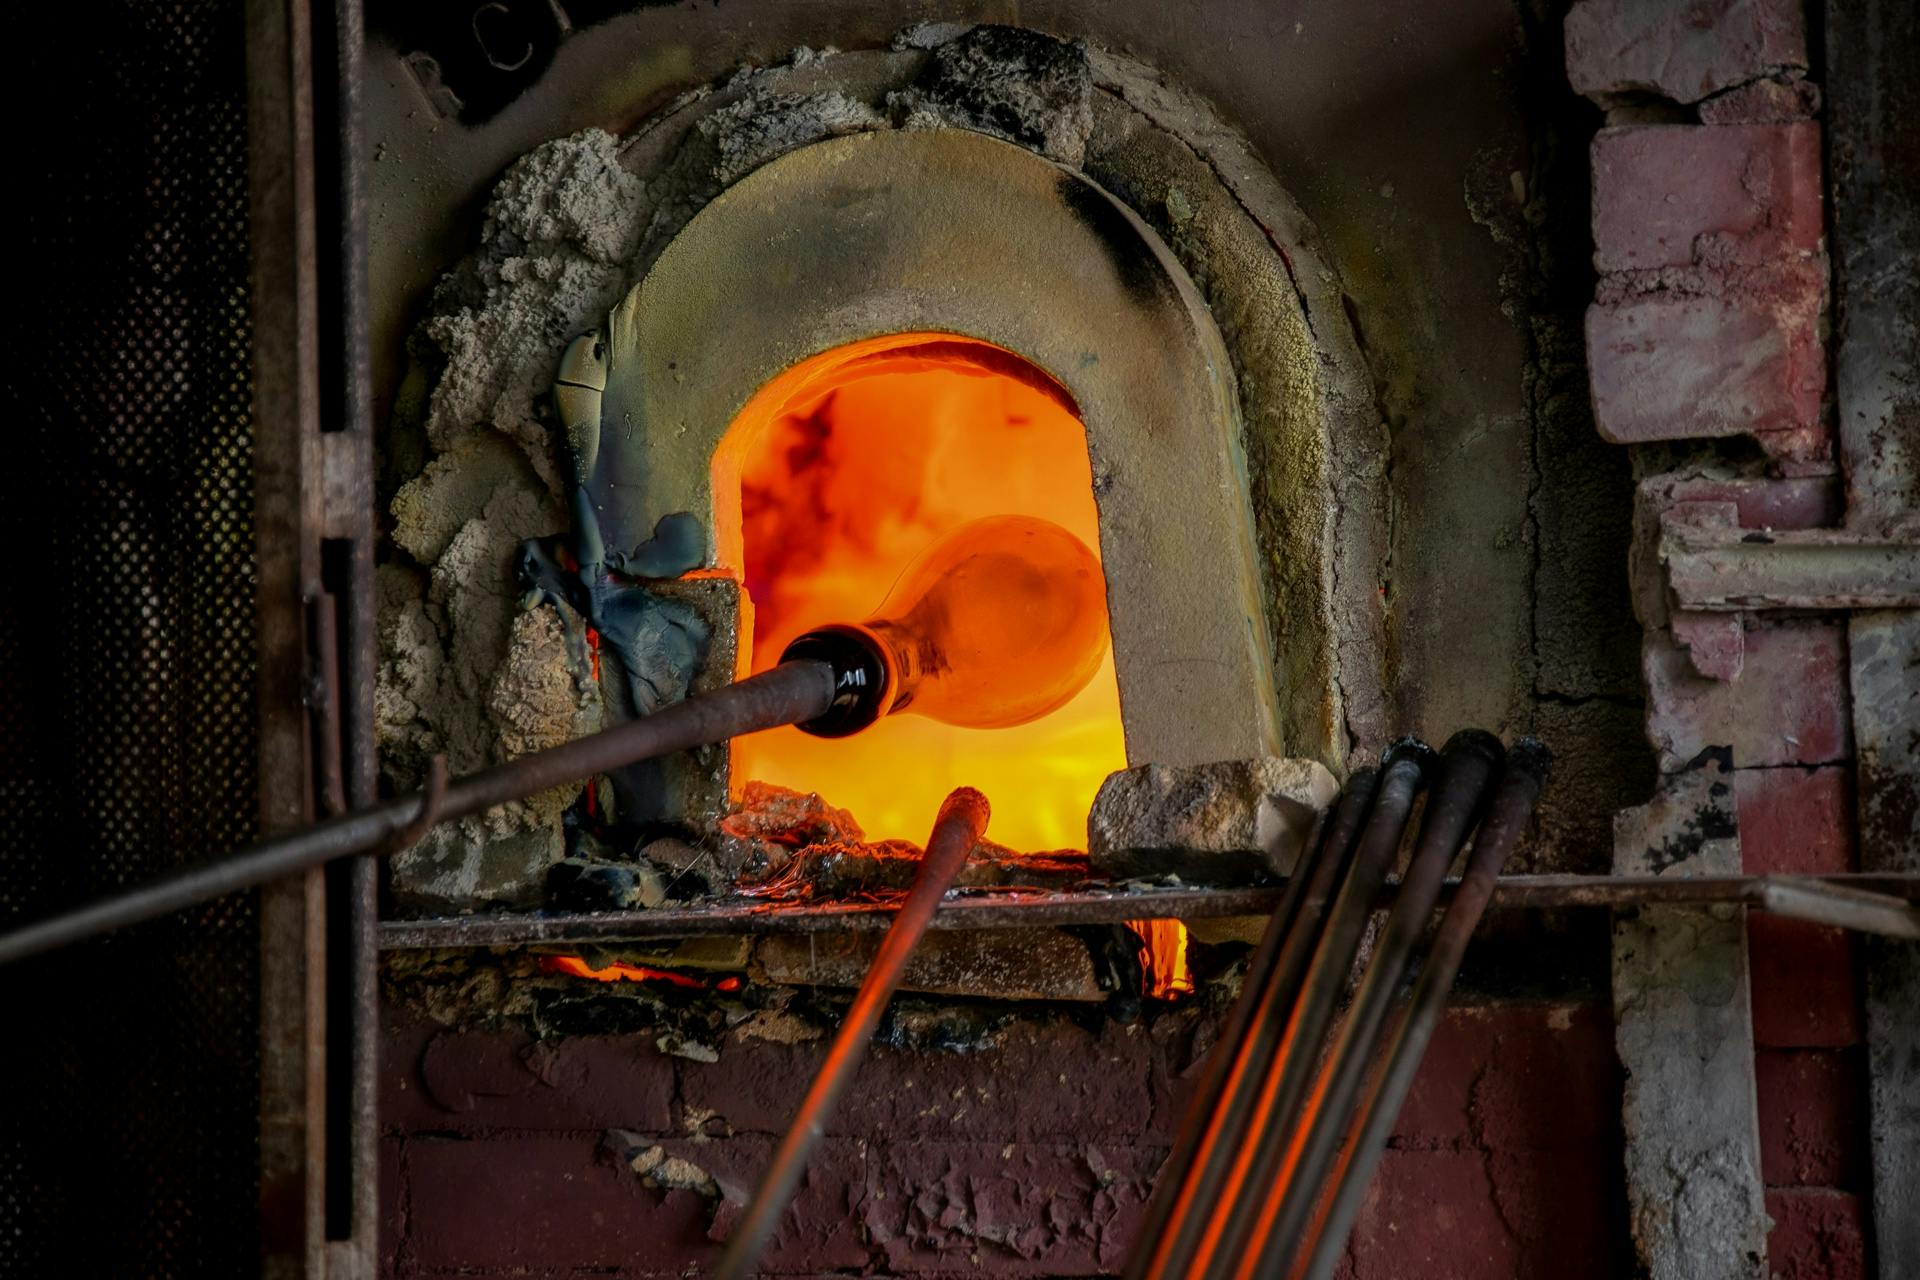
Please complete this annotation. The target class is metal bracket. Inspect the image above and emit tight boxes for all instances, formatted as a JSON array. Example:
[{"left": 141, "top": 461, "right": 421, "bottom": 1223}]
[{"left": 1661, "top": 513, "right": 1920, "bottom": 612}]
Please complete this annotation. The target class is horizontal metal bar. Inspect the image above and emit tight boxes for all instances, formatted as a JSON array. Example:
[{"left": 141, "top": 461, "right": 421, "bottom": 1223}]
[
  {"left": 1663, "top": 525, "right": 1920, "bottom": 611},
  {"left": 375, "top": 872, "right": 1920, "bottom": 949},
  {"left": 0, "top": 661, "right": 836, "bottom": 966}
]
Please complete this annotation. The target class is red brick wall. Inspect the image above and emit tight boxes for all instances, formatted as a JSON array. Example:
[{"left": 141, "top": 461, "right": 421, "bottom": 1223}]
[
  {"left": 378, "top": 1001, "right": 1622, "bottom": 1277},
  {"left": 1570, "top": 1, "right": 1874, "bottom": 1274}
]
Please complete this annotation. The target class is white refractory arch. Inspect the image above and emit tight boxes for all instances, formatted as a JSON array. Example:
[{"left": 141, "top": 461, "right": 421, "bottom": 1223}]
[{"left": 572, "top": 128, "right": 1281, "bottom": 769}]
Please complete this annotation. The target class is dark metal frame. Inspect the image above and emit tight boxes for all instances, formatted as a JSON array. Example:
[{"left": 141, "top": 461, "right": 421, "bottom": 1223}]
[
  {"left": 1828, "top": 3, "right": 1920, "bottom": 1276},
  {"left": 247, "top": 0, "right": 379, "bottom": 1272}
]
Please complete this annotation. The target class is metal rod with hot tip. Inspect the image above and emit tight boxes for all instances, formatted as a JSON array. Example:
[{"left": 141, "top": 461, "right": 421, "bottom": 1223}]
[
  {"left": 1183, "top": 735, "right": 1490, "bottom": 1279},
  {"left": 1289, "top": 739, "right": 1552, "bottom": 1280},
  {"left": 1127, "top": 766, "right": 1383, "bottom": 1273},
  {"left": 1128, "top": 764, "right": 1387, "bottom": 1280},
  {"left": 1146, "top": 743, "right": 1434, "bottom": 1280},
  {"left": 0, "top": 516, "right": 1115, "bottom": 966},
  {"left": 714, "top": 787, "right": 992, "bottom": 1280},
  {"left": 1223, "top": 731, "right": 1506, "bottom": 1280},
  {"left": 0, "top": 660, "right": 840, "bottom": 966}
]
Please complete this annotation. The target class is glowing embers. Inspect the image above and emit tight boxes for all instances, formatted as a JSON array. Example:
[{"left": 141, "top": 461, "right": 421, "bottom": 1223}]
[
  {"left": 715, "top": 336, "right": 1128, "bottom": 852},
  {"left": 1134, "top": 919, "right": 1195, "bottom": 1000},
  {"left": 540, "top": 954, "right": 743, "bottom": 992}
]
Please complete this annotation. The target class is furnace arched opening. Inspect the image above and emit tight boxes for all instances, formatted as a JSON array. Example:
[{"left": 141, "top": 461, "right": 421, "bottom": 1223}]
[
  {"left": 591, "top": 127, "right": 1284, "bottom": 786},
  {"left": 711, "top": 333, "right": 1126, "bottom": 851}
]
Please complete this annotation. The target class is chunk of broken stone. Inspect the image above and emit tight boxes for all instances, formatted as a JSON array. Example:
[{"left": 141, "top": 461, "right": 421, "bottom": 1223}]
[
  {"left": 545, "top": 856, "right": 666, "bottom": 912},
  {"left": 637, "top": 837, "right": 726, "bottom": 899},
  {"left": 778, "top": 839, "right": 1090, "bottom": 899},
  {"left": 719, "top": 780, "right": 863, "bottom": 848},
  {"left": 1087, "top": 757, "right": 1340, "bottom": 885},
  {"left": 391, "top": 820, "right": 561, "bottom": 914},
  {"left": 756, "top": 928, "right": 1104, "bottom": 1002},
  {"left": 602, "top": 1132, "right": 727, "bottom": 1199}
]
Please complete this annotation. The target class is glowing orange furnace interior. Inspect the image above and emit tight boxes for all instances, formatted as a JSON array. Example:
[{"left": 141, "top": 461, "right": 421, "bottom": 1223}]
[
  {"left": 711, "top": 334, "right": 1190, "bottom": 999},
  {"left": 712, "top": 334, "right": 1130, "bottom": 852}
]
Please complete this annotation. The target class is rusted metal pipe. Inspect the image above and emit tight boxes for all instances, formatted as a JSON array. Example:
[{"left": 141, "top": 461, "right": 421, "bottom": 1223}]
[
  {"left": 0, "top": 660, "right": 837, "bottom": 966},
  {"left": 1748, "top": 876, "right": 1920, "bottom": 941},
  {"left": 1127, "top": 766, "right": 1383, "bottom": 1279},
  {"left": 1289, "top": 740, "right": 1552, "bottom": 1280},
  {"left": 1145, "top": 744, "right": 1432, "bottom": 1280},
  {"left": 714, "top": 787, "right": 992, "bottom": 1280},
  {"left": 369, "top": 871, "right": 1920, "bottom": 949},
  {"left": 1225, "top": 731, "right": 1506, "bottom": 1280}
]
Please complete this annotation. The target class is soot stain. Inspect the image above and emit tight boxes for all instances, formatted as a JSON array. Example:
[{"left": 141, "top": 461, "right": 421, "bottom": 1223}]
[{"left": 1057, "top": 176, "right": 1169, "bottom": 307}]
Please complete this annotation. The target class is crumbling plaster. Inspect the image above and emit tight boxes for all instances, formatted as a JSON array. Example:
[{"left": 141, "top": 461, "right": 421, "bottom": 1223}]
[
  {"left": 370, "top": 0, "right": 1638, "bottom": 880},
  {"left": 375, "top": 26, "right": 1406, "bottom": 907}
]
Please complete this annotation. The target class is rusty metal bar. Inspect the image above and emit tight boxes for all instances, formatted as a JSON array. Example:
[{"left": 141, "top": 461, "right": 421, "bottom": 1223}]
[
  {"left": 1289, "top": 741, "right": 1551, "bottom": 1280},
  {"left": 245, "top": 0, "right": 329, "bottom": 1262},
  {"left": 1198, "top": 733, "right": 1500, "bottom": 1279},
  {"left": 1127, "top": 764, "right": 1387, "bottom": 1280},
  {"left": 1127, "top": 767, "right": 1383, "bottom": 1271},
  {"left": 320, "top": 0, "right": 382, "bottom": 1264},
  {"left": 367, "top": 871, "right": 1920, "bottom": 949},
  {"left": 1662, "top": 524, "right": 1920, "bottom": 611},
  {"left": 1151, "top": 747, "right": 1431, "bottom": 1280},
  {"left": 0, "top": 660, "right": 837, "bottom": 966},
  {"left": 715, "top": 788, "right": 992, "bottom": 1280}
]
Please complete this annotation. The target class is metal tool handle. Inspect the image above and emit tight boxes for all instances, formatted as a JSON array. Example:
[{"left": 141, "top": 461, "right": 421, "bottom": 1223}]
[
  {"left": 0, "top": 660, "right": 837, "bottom": 965},
  {"left": 714, "top": 786, "right": 992, "bottom": 1279}
]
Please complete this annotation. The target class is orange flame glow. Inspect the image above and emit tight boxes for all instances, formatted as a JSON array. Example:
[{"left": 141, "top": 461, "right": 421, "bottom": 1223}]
[
  {"left": 539, "top": 955, "right": 740, "bottom": 992},
  {"left": 713, "top": 335, "right": 1129, "bottom": 852},
  {"left": 1133, "top": 919, "right": 1195, "bottom": 999}
]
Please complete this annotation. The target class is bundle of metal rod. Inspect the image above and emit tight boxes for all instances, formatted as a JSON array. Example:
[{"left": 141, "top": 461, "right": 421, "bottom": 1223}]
[
  {"left": 1128, "top": 737, "right": 1436, "bottom": 1280},
  {"left": 1287, "top": 740, "right": 1552, "bottom": 1280},
  {"left": 714, "top": 786, "right": 991, "bottom": 1280},
  {"left": 0, "top": 660, "right": 838, "bottom": 965},
  {"left": 1124, "top": 763, "right": 1385, "bottom": 1268},
  {"left": 1135, "top": 732, "right": 1552, "bottom": 1280}
]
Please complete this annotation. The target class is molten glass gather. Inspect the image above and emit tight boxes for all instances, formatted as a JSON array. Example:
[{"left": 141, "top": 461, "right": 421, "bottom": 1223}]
[
  {"left": 714, "top": 335, "right": 1129, "bottom": 851},
  {"left": 785, "top": 514, "right": 1112, "bottom": 734}
]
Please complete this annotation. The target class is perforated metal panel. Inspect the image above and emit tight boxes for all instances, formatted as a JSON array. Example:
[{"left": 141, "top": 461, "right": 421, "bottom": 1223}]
[{"left": 1, "top": 2, "right": 262, "bottom": 1274}]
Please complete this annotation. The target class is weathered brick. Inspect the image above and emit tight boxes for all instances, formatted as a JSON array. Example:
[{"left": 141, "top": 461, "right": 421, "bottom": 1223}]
[
  {"left": 1748, "top": 913, "right": 1863, "bottom": 1048},
  {"left": 1643, "top": 623, "right": 1852, "bottom": 772},
  {"left": 1736, "top": 765, "right": 1856, "bottom": 875},
  {"left": 1765, "top": 1188, "right": 1869, "bottom": 1280},
  {"left": 1566, "top": 0, "right": 1806, "bottom": 104},
  {"left": 679, "top": 1035, "right": 823, "bottom": 1135},
  {"left": 1755, "top": 1048, "right": 1867, "bottom": 1188},
  {"left": 414, "top": 1029, "right": 676, "bottom": 1132},
  {"left": 1588, "top": 293, "right": 1824, "bottom": 445},
  {"left": 861, "top": 1141, "right": 1157, "bottom": 1275},
  {"left": 1656, "top": 475, "right": 1842, "bottom": 532},
  {"left": 1144, "top": 1004, "right": 1214, "bottom": 1146},
  {"left": 1697, "top": 76, "right": 1822, "bottom": 125},
  {"left": 1672, "top": 609, "right": 1746, "bottom": 680},
  {"left": 1593, "top": 124, "right": 1822, "bottom": 271},
  {"left": 683, "top": 1016, "right": 1156, "bottom": 1143},
  {"left": 406, "top": 1133, "right": 869, "bottom": 1273},
  {"left": 669, "top": 1133, "right": 872, "bottom": 1271},
  {"left": 380, "top": 1015, "right": 449, "bottom": 1135},
  {"left": 1347, "top": 1146, "right": 1620, "bottom": 1280},
  {"left": 1392, "top": 1003, "right": 1618, "bottom": 1151},
  {"left": 407, "top": 1135, "right": 713, "bottom": 1272},
  {"left": 1349, "top": 1149, "right": 1512, "bottom": 1277}
]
